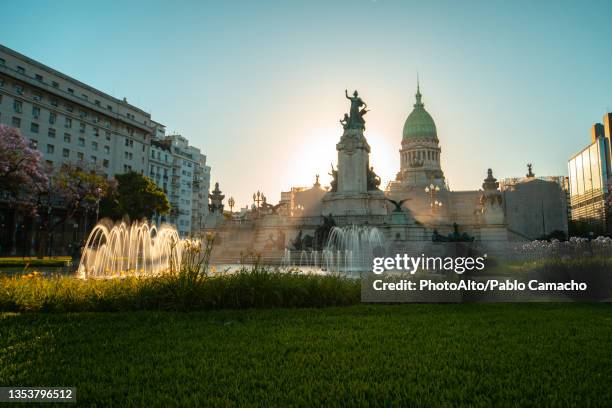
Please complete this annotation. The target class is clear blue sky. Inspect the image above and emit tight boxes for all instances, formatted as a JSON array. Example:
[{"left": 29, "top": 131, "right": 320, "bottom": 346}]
[{"left": 2, "top": 0, "right": 611, "bottom": 207}]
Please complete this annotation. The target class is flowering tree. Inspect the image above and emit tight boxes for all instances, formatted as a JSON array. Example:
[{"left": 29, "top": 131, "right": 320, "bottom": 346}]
[
  {"left": 34, "top": 163, "right": 110, "bottom": 256},
  {"left": 0, "top": 125, "right": 48, "bottom": 202}
]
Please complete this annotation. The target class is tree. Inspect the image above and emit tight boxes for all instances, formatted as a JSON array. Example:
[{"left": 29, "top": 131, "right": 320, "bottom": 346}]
[
  {"left": 101, "top": 172, "right": 170, "bottom": 221},
  {"left": 34, "top": 163, "right": 110, "bottom": 256},
  {"left": 0, "top": 125, "right": 48, "bottom": 203}
]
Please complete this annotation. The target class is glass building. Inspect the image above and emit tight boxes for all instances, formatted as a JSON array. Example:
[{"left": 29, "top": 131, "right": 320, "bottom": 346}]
[{"left": 567, "top": 136, "right": 610, "bottom": 232}]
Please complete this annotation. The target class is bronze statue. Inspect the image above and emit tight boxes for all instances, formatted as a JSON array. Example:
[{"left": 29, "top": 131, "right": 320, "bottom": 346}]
[
  {"left": 329, "top": 163, "right": 338, "bottom": 192},
  {"left": 339, "top": 113, "right": 349, "bottom": 129},
  {"left": 367, "top": 166, "right": 381, "bottom": 190},
  {"left": 344, "top": 89, "right": 368, "bottom": 130},
  {"left": 386, "top": 198, "right": 410, "bottom": 213}
]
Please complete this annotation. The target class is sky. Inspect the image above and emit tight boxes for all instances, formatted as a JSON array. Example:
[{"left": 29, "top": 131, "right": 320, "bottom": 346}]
[{"left": 2, "top": 0, "right": 611, "bottom": 208}]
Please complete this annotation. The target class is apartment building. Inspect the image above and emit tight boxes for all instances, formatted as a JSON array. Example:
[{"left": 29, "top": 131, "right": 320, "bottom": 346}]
[
  {"left": 0, "top": 44, "right": 212, "bottom": 252},
  {"left": 0, "top": 45, "right": 152, "bottom": 178},
  {"left": 163, "top": 134, "right": 211, "bottom": 237}
]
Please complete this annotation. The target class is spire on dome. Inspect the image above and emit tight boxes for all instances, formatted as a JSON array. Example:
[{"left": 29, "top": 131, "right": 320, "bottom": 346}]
[{"left": 415, "top": 74, "right": 423, "bottom": 107}]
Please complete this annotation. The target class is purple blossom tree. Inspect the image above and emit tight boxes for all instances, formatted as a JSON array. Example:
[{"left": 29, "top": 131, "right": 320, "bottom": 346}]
[
  {"left": 34, "top": 162, "right": 110, "bottom": 256},
  {"left": 0, "top": 125, "right": 48, "bottom": 203}
]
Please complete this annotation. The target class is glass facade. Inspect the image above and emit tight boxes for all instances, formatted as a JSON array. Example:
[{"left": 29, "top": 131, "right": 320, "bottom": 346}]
[{"left": 567, "top": 137, "right": 610, "bottom": 230}]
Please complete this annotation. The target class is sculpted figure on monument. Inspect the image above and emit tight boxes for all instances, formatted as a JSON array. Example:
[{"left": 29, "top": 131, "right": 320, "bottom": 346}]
[
  {"left": 344, "top": 89, "right": 367, "bottom": 130},
  {"left": 367, "top": 166, "right": 381, "bottom": 190},
  {"left": 339, "top": 113, "right": 349, "bottom": 130},
  {"left": 329, "top": 163, "right": 338, "bottom": 192}
]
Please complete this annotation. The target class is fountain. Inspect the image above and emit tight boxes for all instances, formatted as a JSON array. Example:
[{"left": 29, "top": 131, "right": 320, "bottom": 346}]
[
  {"left": 77, "top": 219, "right": 197, "bottom": 278},
  {"left": 325, "top": 225, "right": 385, "bottom": 274},
  {"left": 280, "top": 225, "right": 385, "bottom": 275}
]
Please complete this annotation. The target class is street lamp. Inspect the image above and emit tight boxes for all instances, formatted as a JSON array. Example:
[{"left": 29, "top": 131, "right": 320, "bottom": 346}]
[
  {"left": 425, "top": 183, "right": 442, "bottom": 213},
  {"left": 253, "top": 191, "right": 266, "bottom": 208},
  {"left": 228, "top": 197, "right": 235, "bottom": 214}
]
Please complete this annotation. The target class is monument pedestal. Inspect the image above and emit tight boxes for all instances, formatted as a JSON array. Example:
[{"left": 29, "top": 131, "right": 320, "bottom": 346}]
[{"left": 321, "top": 190, "right": 388, "bottom": 216}]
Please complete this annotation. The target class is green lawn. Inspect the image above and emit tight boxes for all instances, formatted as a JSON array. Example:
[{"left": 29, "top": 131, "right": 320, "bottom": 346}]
[
  {"left": 0, "top": 256, "right": 71, "bottom": 268},
  {"left": 1, "top": 304, "right": 611, "bottom": 407}
]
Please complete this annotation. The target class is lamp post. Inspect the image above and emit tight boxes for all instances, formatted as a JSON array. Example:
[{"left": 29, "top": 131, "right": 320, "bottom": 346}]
[
  {"left": 425, "top": 183, "right": 443, "bottom": 213},
  {"left": 228, "top": 197, "right": 235, "bottom": 214},
  {"left": 253, "top": 191, "right": 265, "bottom": 208}
]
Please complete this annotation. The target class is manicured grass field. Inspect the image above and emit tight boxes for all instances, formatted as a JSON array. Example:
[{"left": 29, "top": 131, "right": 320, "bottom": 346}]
[
  {"left": 1, "top": 304, "right": 611, "bottom": 407},
  {"left": 0, "top": 256, "right": 71, "bottom": 268}
]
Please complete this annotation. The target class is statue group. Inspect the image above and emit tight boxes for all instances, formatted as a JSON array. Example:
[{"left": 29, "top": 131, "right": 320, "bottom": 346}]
[{"left": 340, "top": 89, "right": 368, "bottom": 130}]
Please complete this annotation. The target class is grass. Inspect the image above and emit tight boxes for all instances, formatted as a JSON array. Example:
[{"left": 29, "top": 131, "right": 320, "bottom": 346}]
[
  {"left": 0, "top": 256, "right": 71, "bottom": 268},
  {"left": 1, "top": 304, "right": 611, "bottom": 406},
  {"left": 0, "top": 268, "right": 361, "bottom": 312}
]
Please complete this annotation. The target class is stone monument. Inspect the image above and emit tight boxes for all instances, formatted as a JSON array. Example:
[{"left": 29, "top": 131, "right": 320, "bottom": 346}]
[{"left": 322, "top": 90, "right": 388, "bottom": 217}]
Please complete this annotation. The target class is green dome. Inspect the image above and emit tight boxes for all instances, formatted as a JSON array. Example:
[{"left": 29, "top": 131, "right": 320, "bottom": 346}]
[{"left": 402, "top": 87, "right": 437, "bottom": 141}]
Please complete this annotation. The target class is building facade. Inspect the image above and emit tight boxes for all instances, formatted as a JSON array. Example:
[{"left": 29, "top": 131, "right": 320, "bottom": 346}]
[
  {"left": 163, "top": 134, "right": 211, "bottom": 237},
  {"left": 0, "top": 45, "right": 153, "bottom": 178},
  {"left": 567, "top": 115, "right": 611, "bottom": 233},
  {"left": 0, "top": 44, "right": 211, "bottom": 253}
]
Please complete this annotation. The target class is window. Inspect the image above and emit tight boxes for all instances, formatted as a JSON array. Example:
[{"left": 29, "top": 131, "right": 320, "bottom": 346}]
[
  {"left": 49, "top": 112, "right": 56, "bottom": 124},
  {"left": 11, "top": 117, "right": 21, "bottom": 128},
  {"left": 33, "top": 92, "right": 42, "bottom": 101},
  {"left": 124, "top": 151, "right": 133, "bottom": 160},
  {"left": 48, "top": 128, "right": 56, "bottom": 138},
  {"left": 125, "top": 138, "right": 133, "bottom": 147},
  {"left": 0, "top": 94, "right": 2, "bottom": 104},
  {"left": 13, "top": 100, "right": 22, "bottom": 113},
  {"left": 105, "top": 131, "right": 111, "bottom": 140},
  {"left": 17, "top": 66, "right": 25, "bottom": 74},
  {"left": 93, "top": 128, "right": 99, "bottom": 137},
  {"left": 65, "top": 117, "right": 72, "bottom": 128},
  {"left": 66, "top": 105, "right": 73, "bottom": 112},
  {"left": 91, "top": 156, "right": 97, "bottom": 163},
  {"left": 50, "top": 99, "right": 58, "bottom": 107},
  {"left": 0, "top": 58, "right": 4, "bottom": 65},
  {"left": 32, "top": 106, "right": 40, "bottom": 119},
  {"left": 104, "top": 145, "right": 110, "bottom": 154},
  {"left": 79, "top": 110, "right": 87, "bottom": 118},
  {"left": 35, "top": 74, "right": 43, "bottom": 81},
  {"left": 79, "top": 122, "right": 86, "bottom": 133},
  {"left": 68, "top": 88, "right": 74, "bottom": 94},
  {"left": 15, "top": 85, "right": 23, "bottom": 95},
  {"left": 45, "top": 160, "right": 53, "bottom": 168},
  {"left": 78, "top": 137, "right": 85, "bottom": 147},
  {"left": 107, "top": 105, "right": 112, "bottom": 111},
  {"left": 103, "top": 159, "right": 109, "bottom": 168},
  {"left": 30, "top": 123, "right": 39, "bottom": 133},
  {"left": 92, "top": 141, "right": 98, "bottom": 151},
  {"left": 93, "top": 116, "right": 99, "bottom": 123},
  {"left": 77, "top": 152, "right": 84, "bottom": 161},
  {"left": 30, "top": 139, "right": 38, "bottom": 149},
  {"left": 46, "top": 144, "right": 54, "bottom": 154},
  {"left": 95, "top": 100, "right": 101, "bottom": 106},
  {"left": 64, "top": 133, "right": 71, "bottom": 143},
  {"left": 123, "top": 165, "right": 132, "bottom": 172},
  {"left": 81, "top": 94, "right": 88, "bottom": 100},
  {"left": 62, "top": 148, "right": 69, "bottom": 158},
  {"left": 52, "top": 81, "right": 59, "bottom": 88}
]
